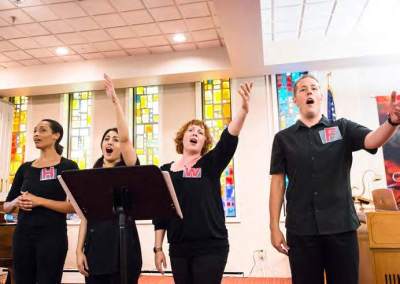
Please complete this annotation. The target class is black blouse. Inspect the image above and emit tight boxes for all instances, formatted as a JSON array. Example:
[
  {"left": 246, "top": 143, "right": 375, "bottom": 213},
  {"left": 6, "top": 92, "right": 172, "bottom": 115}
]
[
  {"left": 6, "top": 157, "right": 79, "bottom": 228},
  {"left": 154, "top": 128, "right": 238, "bottom": 257}
]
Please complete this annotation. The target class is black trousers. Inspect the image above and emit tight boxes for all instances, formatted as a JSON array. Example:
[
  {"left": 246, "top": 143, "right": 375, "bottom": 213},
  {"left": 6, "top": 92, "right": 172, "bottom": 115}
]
[
  {"left": 170, "top": 251, "right": 228, "bottom": 284},
  {"left": 85, "top": 272, "right": 140, "bottom": 284},
  {"left": 12, "top": 225, "right": 68, "bottom": 284},
  {"left": 287, "top": 230, "right": 359, "bottom": 284}
]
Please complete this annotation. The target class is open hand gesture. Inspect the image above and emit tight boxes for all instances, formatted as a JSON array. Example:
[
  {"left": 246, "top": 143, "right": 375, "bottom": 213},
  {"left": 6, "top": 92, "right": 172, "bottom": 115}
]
[
  {"left": 104, "top": 73, "right": 118, "bottom": 104},
  {"left": 238, "top": 82, "right": 253, "bottom": 113}
]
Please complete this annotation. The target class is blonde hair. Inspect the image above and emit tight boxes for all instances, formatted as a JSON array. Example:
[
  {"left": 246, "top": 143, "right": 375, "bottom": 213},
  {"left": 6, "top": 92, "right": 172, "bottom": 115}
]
[
  {"left": 293, "top": 74, "right": 320, "bottom": 96},
  {"left": 175, "top": 119, "right": 212, "bottom": 155}
]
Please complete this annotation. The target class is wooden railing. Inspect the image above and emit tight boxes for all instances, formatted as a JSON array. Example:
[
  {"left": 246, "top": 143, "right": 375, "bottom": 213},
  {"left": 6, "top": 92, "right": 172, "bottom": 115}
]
[{"left": 0, "top": 201, "right": 15, "bottom": 284}]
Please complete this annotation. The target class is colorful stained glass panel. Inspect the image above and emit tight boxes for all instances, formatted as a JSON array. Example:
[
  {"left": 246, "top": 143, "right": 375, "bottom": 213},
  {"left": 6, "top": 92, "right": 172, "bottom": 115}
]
[
  {"left": 68, "top": 91, "right": 92, "bottom": 169},
  {"left": 8, "top": 96, "right": 28, "bottom": 184},
  {"left": 131, "top": 86, "right": 160, "bottom": 166},
  {"left": 202, "top": 79, "right": 236, "bottom": 218},
  {"left": 276, "top": 72, "right": 307, "bottom": 130}
]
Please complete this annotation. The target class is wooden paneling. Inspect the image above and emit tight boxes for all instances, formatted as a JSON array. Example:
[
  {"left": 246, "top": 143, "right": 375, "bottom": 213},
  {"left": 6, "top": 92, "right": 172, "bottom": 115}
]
[
  {"left": 0, "top": 224, "right": 14, "bottom": 261},
  {"left": 365, "top": 211, "right": 400, "bottom": 284},
  {"left": 367, "top": 211, "right": 400, "bottom": 248}
]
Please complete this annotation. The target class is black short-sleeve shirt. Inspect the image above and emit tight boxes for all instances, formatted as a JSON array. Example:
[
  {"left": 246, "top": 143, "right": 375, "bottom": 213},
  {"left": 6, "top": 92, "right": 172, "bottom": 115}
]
[
  {"left": 153, "top": 128, "right": 238, "bottom": 257},
  {"left": 270, "top": 116, "right": 377, "bottom": 235},
  {"left": 6, "top": 157, "right": 79, "bottom": 228}
]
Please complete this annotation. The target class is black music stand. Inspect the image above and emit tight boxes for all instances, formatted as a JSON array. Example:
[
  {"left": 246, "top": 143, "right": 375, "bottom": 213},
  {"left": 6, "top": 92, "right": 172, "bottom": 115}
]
[{"left": 58, "top": 165, "right": 182, "bottom": 284}]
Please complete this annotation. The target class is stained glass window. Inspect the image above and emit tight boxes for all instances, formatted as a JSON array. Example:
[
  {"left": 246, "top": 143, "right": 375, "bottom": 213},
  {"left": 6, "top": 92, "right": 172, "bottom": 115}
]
[
  {"left": 68, "top": 91, "right": 92, "bottom": 169},
  {"left": 276, "top": 72, "right": 307, "bottom": 219},
  {"left": 131, "top": 86, "right": 160, "bottom": 166},
  {"left": 276, "top": 72, "right": 307, "bottom": 130},
  {"left": 202, "top": 79, "right": 236, "bottom": 217},
  {"left": 8, "top": 96, "right": 28, "bottom": 184}
]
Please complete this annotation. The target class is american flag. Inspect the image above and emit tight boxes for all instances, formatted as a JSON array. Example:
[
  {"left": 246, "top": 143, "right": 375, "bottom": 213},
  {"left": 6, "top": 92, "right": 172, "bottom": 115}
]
[{"left": 327, "top": 87, "right": 336, "bottom": 121}]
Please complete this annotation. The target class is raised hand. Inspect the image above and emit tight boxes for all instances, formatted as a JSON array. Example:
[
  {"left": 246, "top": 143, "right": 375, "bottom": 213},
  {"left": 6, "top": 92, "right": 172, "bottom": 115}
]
[
  {"left": 389, "top": 91, "right": 400, "bottom": 125},
  {"left": 104, "top": 73, "right": 118, "bottom": 104},
  {"left": 238, "top": 82, "right": 253, "bottom": 113}
]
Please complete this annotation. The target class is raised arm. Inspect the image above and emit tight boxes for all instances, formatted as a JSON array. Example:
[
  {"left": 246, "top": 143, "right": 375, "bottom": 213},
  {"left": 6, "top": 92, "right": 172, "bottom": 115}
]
[
  {"left": 104, "top": 73, "right": 137, "bottom": 166},
  {"left": 365, "top": 91, "right": 400, "bottom": 149},
  {"left": 269, "top": 173, "right": 289, "bottom": 255},
  {"left": 228, "top": 82, "right": 253, "bottom": 136}
]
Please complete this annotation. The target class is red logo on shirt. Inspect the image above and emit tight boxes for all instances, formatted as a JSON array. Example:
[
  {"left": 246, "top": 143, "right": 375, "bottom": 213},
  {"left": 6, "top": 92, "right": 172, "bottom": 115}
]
[
  {"left": 183, "top": 167, "right": 202, "bottom": 178},
  {"left": 40, "top": 167, "right": 57, "bottom": 181},
  {"left": 324, "top": 127, "right": 337, "bottom": 142}
]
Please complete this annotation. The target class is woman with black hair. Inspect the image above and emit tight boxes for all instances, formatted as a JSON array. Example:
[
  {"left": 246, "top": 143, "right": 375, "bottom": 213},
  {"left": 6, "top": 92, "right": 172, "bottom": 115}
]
[
  {"left": 3, "top": 118, "right": 79, "bottom": 284},
  {"left": 76, "top": 74, "right": 142, "bottom": 284}
]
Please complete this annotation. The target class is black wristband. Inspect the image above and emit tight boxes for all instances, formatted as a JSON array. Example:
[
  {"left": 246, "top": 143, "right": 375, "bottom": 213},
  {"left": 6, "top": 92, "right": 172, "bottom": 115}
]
[
  {"left": 387, "top": 114, "right": 400, "bottom": 126},
  {"left": 153, "top": 247, "right": 162, "bottom": 253}
]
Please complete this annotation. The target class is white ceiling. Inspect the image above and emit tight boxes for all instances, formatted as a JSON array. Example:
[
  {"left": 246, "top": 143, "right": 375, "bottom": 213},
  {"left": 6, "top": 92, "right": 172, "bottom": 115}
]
[
  {"left": 0, "top": 0, "right": 223, "bottom": 68},
  {"left": 261, "top": 0, "right": 400, "bottom": 42}
]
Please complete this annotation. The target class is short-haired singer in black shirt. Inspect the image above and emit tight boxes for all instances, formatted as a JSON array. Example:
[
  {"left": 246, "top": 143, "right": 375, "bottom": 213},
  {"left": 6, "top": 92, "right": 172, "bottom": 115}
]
[
  {"left": 75, "top": 74, "right": 141, "bottom": 284},
  {"left": 3, "top": 119, "right": 79, "bottom": 284},
  {"left": 269, "top": 74, "right": 400, "bottom": 284},
  {"left": 153, "top": 82, "right": 253, "bottom": 284}
]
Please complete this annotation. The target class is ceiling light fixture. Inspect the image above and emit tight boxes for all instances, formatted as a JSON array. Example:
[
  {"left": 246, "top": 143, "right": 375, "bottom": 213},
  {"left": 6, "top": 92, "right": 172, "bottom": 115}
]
[
  {"left": 56, "top": 47, "right": 69, "bottom": 56},
  {"left": 173, "top": 33, "right": 186, "bottom": 43}
]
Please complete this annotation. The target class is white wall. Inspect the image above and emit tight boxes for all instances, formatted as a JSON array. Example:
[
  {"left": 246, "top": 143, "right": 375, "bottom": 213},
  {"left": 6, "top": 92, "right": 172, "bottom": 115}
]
[
  {"left": 159, "top": 82, "right": 196, "bottom": 165},
  {"left": 225, "top": 76, "right": 291, "bottom": 277},
  {"left": 25, "top": 94, "right": 64, "bottom": 162},
  {"left": 91, "top": 89, "right": 127, "bottom": 166},
  {"left": 0, "top": 99, "right": 13, "bottom": 200}
]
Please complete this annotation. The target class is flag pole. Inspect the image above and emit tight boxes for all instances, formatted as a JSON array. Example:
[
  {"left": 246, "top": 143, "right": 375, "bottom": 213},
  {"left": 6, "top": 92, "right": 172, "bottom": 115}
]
[{"left": 327, "top": 72, "right": 332, "bottom": 90}]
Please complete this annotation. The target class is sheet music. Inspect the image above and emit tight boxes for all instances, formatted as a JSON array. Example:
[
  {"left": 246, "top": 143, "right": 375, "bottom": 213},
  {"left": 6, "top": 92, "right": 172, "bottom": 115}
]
[
  {"left": 57, "top": 175, "right": 87, "bottom": 222},
  {"left": 162, "top": 171, "right": 183, "bottom": 219}
]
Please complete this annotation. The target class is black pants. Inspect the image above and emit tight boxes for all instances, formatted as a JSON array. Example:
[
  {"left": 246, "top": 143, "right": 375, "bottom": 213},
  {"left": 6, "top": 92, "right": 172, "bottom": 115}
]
[
  {"left": 287, "top": 230, "right": 359, "bottom": 284},
  {"left": 85, "top": 272, "right": 140, "bottom": 284},
  {"left": 170, "top": 251, "right": 228, "bottom": 284},
  {"left": 12, "top": 225, "right": 68, "bottom": 284}
]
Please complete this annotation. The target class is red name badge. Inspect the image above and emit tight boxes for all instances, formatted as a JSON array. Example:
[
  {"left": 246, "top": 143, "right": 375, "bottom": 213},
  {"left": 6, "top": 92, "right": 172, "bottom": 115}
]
[
  {"left": 40, "top": 167, "right": 57, "bottom": 181},
  {"left": 319, "top": 126, "right": 342, "bottom": 144},
  {"left": 183, "top": 167, "right": 202, "bottom": 178}
]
